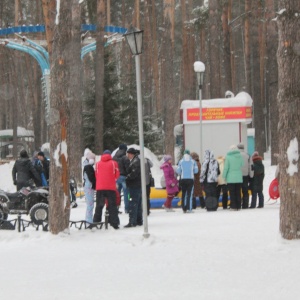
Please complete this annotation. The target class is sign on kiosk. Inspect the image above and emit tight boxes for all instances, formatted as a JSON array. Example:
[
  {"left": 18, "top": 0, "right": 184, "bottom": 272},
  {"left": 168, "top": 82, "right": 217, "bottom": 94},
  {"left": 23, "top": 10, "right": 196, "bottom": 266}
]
[{"left": 186, "top": 106, "right": 252, "bottom": 122}]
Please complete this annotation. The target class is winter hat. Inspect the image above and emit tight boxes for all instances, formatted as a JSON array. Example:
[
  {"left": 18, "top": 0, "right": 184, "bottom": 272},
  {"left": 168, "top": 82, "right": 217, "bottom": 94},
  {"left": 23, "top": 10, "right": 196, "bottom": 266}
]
[
  {"left": 163, "top": 155, "right": 172, "bottom": 162},
  {"left": 88, "top": 158, "right": 95, "bottom": 165},
  {"left": 86, "top": 152, "right": 96, "bottom": 160},
  {"left": 84, "top": 148, "right": 91, "bottom": 157},
  {"left": 119, "top": 144, "right": 127, "bottom": 151},
  {"left": 103, "top": 150, "right": 111, "bottom": 155},
  {"left": 252, "top": 151, "right": 259, "bottom": 157},
  {"left": 191, "top": 152, "right": 199, "bottom": 160},
  {"left": 230, "top": 145, "right": 238, "bottom": 150},
  {"left": 20, "top": 149, "right": 29, "bottom": 158},
  {"left": 237, "top": 143, "right": 244, "bottom": 150},
  {"left": 37, "top": 151, "right": 45, "bottom": 157},
  {"left": 184, "top": 149, "right": 190, "bottom": 155},
  {"left": 127, "top": 147, "right": 137, "bottom": 154}
]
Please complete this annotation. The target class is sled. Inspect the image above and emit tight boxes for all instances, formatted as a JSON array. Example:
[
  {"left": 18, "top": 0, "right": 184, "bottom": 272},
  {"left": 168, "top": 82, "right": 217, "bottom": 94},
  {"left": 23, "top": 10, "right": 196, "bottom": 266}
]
[{"left": 267, "top": 178, "right": 279, "bottom": 204}]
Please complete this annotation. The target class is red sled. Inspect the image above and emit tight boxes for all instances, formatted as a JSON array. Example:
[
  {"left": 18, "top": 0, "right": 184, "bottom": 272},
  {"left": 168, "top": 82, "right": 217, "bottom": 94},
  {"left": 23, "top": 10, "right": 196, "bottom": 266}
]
[{"left": 268, "top": 178, "right": 279, "bottom": 203}]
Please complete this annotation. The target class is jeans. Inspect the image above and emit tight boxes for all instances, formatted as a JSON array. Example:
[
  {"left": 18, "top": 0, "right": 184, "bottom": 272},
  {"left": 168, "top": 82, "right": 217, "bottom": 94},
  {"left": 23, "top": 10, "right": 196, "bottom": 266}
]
[
  {"left": 250, "top": 191, "right": 264, "bottom": 208},
  {"left": 84, "top": 186, "right": 95, "bottom": 223},
  {"left": 117, "top": 175, "right": 129, "bottom": 212},
  {"left": 180, "top": 179, "right": 194, "bottom": 211},
  {"left": 128, "top": 186, "right": 143, "bottom": 226}
]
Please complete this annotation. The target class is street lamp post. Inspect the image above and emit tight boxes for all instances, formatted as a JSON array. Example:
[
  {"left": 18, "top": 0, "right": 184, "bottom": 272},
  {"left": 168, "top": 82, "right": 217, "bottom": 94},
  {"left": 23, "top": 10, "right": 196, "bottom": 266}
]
[
  {"left": 124, "top": 27, "right": 150, "bottom": 238},
  {"left": 193, "top": 61, "right": 205, "bottom": 160}
]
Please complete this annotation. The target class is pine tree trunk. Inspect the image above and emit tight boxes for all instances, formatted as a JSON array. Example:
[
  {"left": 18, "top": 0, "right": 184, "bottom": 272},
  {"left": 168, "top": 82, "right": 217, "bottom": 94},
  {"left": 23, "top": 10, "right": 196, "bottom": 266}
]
[
  {"left": 266, "top": 0, "right": 279, "bottom": 165},
  {"left": 181, "top": 0, "right": 195, "bottom": 100},
  {"left": 48, "top": 0, "right": 73, "bottom": 234},
  {"left": 228, "top": 0, "right": 236, "bottom": 93},
  {"left": 146, "top": 0, "right": 160, "bottom": 113},
  {"left": 221, "top": 1, "right": 232, "bottom": 95},
  {"left": 244, "top": 0, "right": 251, "bottom": 93},
  {"left": 258, "top": 1, "right": 268, "bottom": 151},
  {"left": 94, "top": 0, "right": 106, "bottom": 153},
  {"left": 251, "top": 1, "right": 265, "bottom": 156},
  {"left": 68, "top": 0, "right": 83, "bottom": 183},
  {"left": 162, "top": 0, "right": 176, "bottom": 155},
  {"left": 42, "top": 0, "right": 56, "bottom": 58},
  {"left": 208, "top": 0, "right": 221, "bottom": 98},
  {"left": 277, "top": 0, "right": 300, "bottom": 240}
]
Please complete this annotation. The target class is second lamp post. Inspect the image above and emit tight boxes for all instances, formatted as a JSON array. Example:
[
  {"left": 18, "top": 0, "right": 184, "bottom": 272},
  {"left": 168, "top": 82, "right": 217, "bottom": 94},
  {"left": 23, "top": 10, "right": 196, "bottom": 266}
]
[{"left": 124, "top": 27, "right": 150, "bottom": 238}]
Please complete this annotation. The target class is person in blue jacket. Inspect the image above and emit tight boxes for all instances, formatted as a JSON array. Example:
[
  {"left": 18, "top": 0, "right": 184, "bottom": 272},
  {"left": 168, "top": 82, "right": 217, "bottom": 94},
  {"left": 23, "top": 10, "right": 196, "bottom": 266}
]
[{"left": 176, "top": 149, "right": 198, "bottom": 213}]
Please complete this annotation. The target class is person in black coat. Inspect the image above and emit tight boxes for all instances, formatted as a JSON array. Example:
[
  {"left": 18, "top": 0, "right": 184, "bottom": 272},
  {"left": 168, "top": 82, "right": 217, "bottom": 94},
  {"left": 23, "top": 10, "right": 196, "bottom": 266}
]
[
  {"left": 12, "top": 149, "right": 42, "bottom": 190},
  {"left": 113, "top": 144, "right": 130, "bottom": 213},
  {"left": 124, "top": 148, "right": 142, "bottom": 228},
  {"left": 249, "top": 152, "right": 265, "bottom": 208}
]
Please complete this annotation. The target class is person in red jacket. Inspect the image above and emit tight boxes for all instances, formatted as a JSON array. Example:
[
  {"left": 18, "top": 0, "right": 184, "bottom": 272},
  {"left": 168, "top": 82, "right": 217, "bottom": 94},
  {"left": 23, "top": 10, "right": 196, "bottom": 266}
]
[{"left": 93, "top": 150, "right": 120, "bottom": 229}]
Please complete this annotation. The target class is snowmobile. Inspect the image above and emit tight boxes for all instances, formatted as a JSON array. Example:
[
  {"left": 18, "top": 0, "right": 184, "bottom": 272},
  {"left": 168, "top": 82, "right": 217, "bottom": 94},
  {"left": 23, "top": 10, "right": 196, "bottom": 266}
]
[{"left": 0, "top": 186, "right": 49, "bottom": 225}]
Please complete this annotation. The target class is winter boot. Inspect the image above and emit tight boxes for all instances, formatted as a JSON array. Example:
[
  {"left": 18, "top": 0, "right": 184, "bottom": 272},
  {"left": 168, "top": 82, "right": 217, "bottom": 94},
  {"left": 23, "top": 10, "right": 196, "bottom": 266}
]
[
  {"left": 200, "top": 197, "right": 205, "bottom": 209},
  {"left": 192, "top": 197, "right": 197, "bottom": 209}
]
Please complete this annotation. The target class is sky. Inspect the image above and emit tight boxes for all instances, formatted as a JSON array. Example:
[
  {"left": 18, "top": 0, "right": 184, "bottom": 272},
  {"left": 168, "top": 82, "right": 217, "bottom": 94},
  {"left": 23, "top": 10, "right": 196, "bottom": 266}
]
[{"left": 0, "top": 152, "right": 300, "bottom": 300}]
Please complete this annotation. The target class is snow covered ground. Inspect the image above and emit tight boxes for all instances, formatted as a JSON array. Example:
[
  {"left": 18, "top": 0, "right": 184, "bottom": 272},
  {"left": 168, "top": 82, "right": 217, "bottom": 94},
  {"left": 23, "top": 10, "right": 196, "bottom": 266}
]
[{"left": 0, "top": 156, "right": 299, "bottom": 300}]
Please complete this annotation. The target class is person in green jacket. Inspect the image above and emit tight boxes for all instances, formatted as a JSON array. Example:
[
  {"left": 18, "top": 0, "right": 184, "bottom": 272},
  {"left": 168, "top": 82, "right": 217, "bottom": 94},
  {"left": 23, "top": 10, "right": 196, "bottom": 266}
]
[{"left": 223, "top": 145, "right": 244, "bottom": 210}]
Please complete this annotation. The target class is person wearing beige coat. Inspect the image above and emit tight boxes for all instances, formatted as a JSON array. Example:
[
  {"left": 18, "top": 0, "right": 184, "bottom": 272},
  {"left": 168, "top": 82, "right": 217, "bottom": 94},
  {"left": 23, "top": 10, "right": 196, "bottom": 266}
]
[{"left": 216, "top": 156, "right": 229, "bottom": 209}]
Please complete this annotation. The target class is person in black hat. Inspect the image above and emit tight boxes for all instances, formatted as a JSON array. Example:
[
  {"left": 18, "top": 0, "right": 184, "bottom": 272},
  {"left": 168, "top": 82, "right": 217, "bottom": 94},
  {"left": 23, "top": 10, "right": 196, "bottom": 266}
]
[
  {"left": 12, "top": 149, "right": 41, "bottom": 190},
  {"left": 124, "top": 148, "right": 143, "bottom": 228},
  {"left": 113, "top": 144, "right": 130, "bottom": 213}
]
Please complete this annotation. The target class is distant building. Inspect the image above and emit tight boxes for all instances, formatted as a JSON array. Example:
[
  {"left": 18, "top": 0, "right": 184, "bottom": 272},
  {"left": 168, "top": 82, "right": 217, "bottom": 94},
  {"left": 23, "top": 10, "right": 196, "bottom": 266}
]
[{"left": 0, "top": 127, "right": 34, "bottom": 159}]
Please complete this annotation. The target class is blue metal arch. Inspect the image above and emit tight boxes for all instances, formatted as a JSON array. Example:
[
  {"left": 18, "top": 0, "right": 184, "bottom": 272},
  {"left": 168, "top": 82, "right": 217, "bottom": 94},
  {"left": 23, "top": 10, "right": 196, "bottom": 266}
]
[
  {"left": 5, "top": 41, "right": 49, "bottom": 74},
  {"left": 0, "top": 25, "right": 127, "bottom": 36}
]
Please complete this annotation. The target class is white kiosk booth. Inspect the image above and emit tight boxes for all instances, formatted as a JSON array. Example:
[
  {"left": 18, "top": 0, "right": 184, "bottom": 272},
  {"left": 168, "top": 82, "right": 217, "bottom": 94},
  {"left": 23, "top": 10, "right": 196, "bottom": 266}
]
[{"left": 179, "top": 92, "right": 253, "bottom": 159}]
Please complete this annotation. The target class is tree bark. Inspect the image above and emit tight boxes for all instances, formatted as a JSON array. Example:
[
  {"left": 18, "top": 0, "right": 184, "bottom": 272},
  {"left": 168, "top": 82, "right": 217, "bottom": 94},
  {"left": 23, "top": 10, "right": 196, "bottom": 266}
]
[
  {"left": 221, "top": 1, "right": 232, "bottom": 94},
  {"left": 266, "top": 0, "right": 279, "bottom": 165},
  {"left": 277, "top": 0, "right": 300, "bottom": 240},
  {"left": 244, "top": 0, "right": 251, "bottom": 93},
  {"left": 208, "top": 0, "right": 221, "bottom": 98},
  {"left": 48, "top": 0, "right": 73, "bottom": 234},
  {"left": 258, "top": 1, "right": 268, "bottom": 152},
  {"left": 161, "top": 0, "right": 176, "bottom": 155},
  {"left": 68, "top": 0, "right": 83, "bottom": 184},
  {"left": 228, "top": 0, "right": 236, "bottom": 93},
  {"left": 41, "top": 0, "right": 56, "bottom": 59},
  {"left": 94, "top": 0, "right": 106, "bottom": 154}
]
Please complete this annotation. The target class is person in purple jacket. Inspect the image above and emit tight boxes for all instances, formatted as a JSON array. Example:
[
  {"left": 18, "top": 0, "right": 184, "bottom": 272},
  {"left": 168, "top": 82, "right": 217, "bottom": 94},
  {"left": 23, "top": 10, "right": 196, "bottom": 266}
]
[{"left": 160, "top": 155, "right": 179, "bottom": 212}]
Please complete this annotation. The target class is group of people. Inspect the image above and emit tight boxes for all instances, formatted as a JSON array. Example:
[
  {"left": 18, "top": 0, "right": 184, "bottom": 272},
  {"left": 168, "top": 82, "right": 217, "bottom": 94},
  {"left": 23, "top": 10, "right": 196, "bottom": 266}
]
[
  {"left": 160, "top": 143, "right": 265, "bottom": 213},
  {"left": 82, "top": 144, "right": 153, "bottom": 229},
  {"left": 11, "top": 142, "right": 265, "bottom": 229},
  {"left": 12, "top": 149, "right": 49, "bottom": 191}
]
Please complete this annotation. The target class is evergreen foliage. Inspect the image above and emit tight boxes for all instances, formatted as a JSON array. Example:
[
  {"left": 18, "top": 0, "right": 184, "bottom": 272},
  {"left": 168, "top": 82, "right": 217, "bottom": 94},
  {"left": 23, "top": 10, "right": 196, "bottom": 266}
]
[{"left": 83, "top": 49, "right": 161, "bottom": 152}]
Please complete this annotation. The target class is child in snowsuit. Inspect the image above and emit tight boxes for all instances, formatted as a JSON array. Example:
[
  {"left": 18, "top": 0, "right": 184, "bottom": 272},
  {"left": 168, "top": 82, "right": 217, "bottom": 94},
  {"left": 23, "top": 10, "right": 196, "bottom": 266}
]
[{"left": 160, "top": 155, "right": 179, "bottom": 212}]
